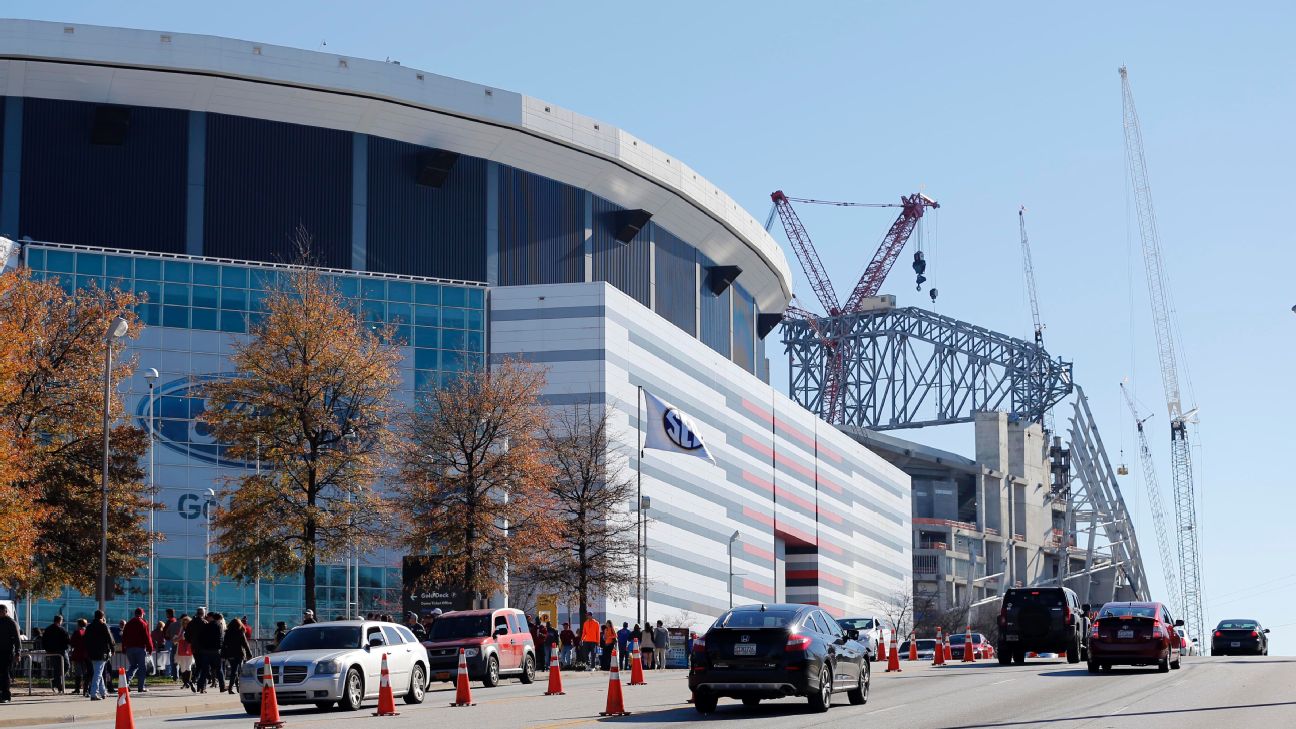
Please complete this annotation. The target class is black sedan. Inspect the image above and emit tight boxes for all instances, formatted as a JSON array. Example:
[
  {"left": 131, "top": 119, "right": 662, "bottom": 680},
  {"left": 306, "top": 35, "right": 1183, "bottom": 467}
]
[
  {"left": 689, "top": 603, "right": 869, "bottom": 714},
  {"left": 1211, "top": 619, "right": 1270, "bottom": 656}
]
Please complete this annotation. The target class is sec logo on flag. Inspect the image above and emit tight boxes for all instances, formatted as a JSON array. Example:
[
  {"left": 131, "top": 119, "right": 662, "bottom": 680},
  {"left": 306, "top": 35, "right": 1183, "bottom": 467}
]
[{"left": 662, "top": 408, "right": 704, "bottom": 450}]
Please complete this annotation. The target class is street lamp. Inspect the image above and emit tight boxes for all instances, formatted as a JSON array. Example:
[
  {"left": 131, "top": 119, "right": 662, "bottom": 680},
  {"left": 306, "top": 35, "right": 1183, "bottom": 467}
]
[
  {"left": 204, "top": 487, "right": 215, "bottom": 609},
  {"left": 728, "top": 530, "right": 741, "bottom": 608},
  {"left": 639, "top": 495, "right": 651, "bottom": 621},
  {"left": 98, "top": 316, "right": 129, "bottom": 614},
  {"left": 144, "top": 367, "right": 158, "bottom": 624}
]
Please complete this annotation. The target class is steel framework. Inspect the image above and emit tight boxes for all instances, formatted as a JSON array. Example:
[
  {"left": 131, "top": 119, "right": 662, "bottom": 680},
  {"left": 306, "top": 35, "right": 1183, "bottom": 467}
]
[{"left": 783, "top": 306, "right": 1073, "bottom": 430}]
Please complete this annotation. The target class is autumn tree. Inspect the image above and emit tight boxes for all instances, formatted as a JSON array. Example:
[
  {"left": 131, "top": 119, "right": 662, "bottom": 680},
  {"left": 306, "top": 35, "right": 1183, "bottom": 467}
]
[
  {"left": 200, "top": 252, "right": 401, "bottom": 612},
  {"left": 0, "top": 267, "right": 154, "bottom": 598},
  {"left": 522, "top": 398, "right": 636, "bottom": 621},
  {"left": 392, "top": 359, "right": 558, "bottom": 606}
]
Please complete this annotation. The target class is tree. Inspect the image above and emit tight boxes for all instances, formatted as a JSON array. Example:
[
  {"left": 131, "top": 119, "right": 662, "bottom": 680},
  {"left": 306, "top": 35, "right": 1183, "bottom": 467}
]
[
  {"left": 199, "top": 250, "right": 401, "bottom": 612},
  {"left": 873, "top": 588, "right": 916, "bottom": 643},
  {"left": 391, "top": 359, "right": 557, "bottom": 605},
  {"left": 0, "top": 268, "right": 153, "bottom": 598},
  {"left": 524, "top": 399, "right": 636, "bottom": 622}
]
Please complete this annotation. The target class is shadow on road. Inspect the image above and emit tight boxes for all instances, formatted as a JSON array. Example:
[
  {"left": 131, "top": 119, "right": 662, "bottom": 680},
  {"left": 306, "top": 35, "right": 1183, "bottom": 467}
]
[
  {"left": 597, "top": 698, "right": 837, "bottom": 723},
  {"left": 932, "top": 701, "right": 1296, "bottom": 728}
]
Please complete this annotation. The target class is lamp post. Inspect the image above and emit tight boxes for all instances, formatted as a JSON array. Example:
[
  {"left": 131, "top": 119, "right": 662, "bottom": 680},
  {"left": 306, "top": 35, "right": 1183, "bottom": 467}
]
[
  {"left": 144, "top": 368, "right": 158, "bottom": 623},
  {"left": 253, "top": 436, "right": 261, "bottom": 637},
  {"left": 98, "top": 316, "right": 130, "bottom": 614},
  {"left": 640, "top": 495, "right": 651, "bottom": 620},
  {"left": 204, "top": 487, "right": 215, "bottom": 609},
  {"left": 728, "top": 530, "right": 740, "bottom": 608}
]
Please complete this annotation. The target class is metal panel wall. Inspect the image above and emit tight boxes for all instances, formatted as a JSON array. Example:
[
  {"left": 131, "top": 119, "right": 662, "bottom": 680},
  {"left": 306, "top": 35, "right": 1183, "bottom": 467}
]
[
  {"left": 590, "top": 195, "right": 651, "bottom": 308},
  {"left": 496, "top": 165, "right": 583, "bottom": 285},
  {"left": 204, "top": 114, "right": 351, "bottom": 267},
  {"left": 366, "top": 136, "right": 487, "bottom": 281},
  {"left": 20, "top": 98, "right": 188, "bottom": 252},
  {"left": 732, "top": 284, "right": 756, "bottom": 373},
  {"left": 699, "top": 251, "right": 731, "bottom": 358},
  {"left": 652, "top": 224, "right": 697, "bottom": 336}
]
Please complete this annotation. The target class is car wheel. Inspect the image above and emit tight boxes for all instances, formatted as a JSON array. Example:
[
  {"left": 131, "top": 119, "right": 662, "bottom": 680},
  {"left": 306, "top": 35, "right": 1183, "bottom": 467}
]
[
  {"left": 314, "top": 701, "right": 335, "bottom": 711},
  {"left": 481, "top": 655, "right": 500, "bottom": 688},
  {"left": 339, "top": 667, "right": 364, "bottom": 711},
  {"left": 741, "top": 697, "right": 761, "bottom": 708},
  {"left": 1086, "top": 659, "right": 1098, "bottom": 674},
  {"left": 1013, "top": 650, "right": 1026, "bottom": 665},
  {"left": 847, "top": 659, "right": 869, "bottom": 705},
  {"left": 242, "top": 702, "right": 260, "bottom": 716},
  {"left": 519, "top": 654, "right": 535, "bottom": 684},
  {"left": 404, "top": 663, "right": 426, "bottom": 704},
  {"left": 1171, "top": 656, "right": 1181, "bottom": 670},
  {"left": 807, "top": 664, "right": 832, "bottom": 713},
  {"left": 1067, "top": 634, "right": 1081, "bottom": 664},
  {"left": 1158, "top": 656, "right": 1170, "bottom": 673},
  {"left": 694, "top": 691, "right": 718, "bottom": 714}
]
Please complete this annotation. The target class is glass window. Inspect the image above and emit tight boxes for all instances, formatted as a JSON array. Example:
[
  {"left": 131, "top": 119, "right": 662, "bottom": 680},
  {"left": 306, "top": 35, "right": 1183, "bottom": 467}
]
[
  {"left": 466, "top": 331, "right": 483, "bottom": 353},
  {"left": 361, "top": 300, "right": 384, "bottom": 324},
  {"left": 414, "top": 370, "right": 438, "bottom": 391},
  {"left": 192, "top": 308, "right": 218, "bottom": 331},
  {"left": 221, "top": 265, "right": 248, "bottom": 288},
  {"left": 396, "top": 626, "right": 417, "bottom": 643},
  {"left": 163, "top": 283, "right": 190, "bottom": 306},
  {"left": 134, "top": 258, "right": 161, "bottom": 280},
  {"left": 413, "top": 326, "right": 439, "bottom": 348},
  {"left": 75, "top": 253, "right": 103, "bottom": 275},
  {"left": 163, "top": 260, "right": 191, "bottom": 283},
  {"left": 248, "top": 311, "right": 266, "bottom": 328},
  {"left": 251, "top": 269, "right": 278, "bottom": 290},
  {"left": 441, "top": 287, "right": 466, "bottom": 308},
  {"left": 381, "top": 626, "right": 404, "bottom": 645},
  {"left": 819, "top": 612, "right": 843, "bottom": 637},
  {"left": 191, "top": 285, "right": 218, "bottom": 309},
  {"left": 105, "top": 256, "right": 132, "bottom": 280},
  {"left": 25, "top": 247, "right": 45, "bottom": 270},
  {"left": 415, "top": 284, "right": 440, "bottom": 306},
  {"left": 162, "top": 305, "right": 189, "bottom": 328},
  {"left": 220, "top": 310, "right": 247, "bottom": 333},
  {"left": 466, "top": 309, "right": 483, "bottom": 331},
  {"left": 386, "top": 281, "right": 412, "bottom": 302},
  {"left": 390, "top": 324, "right": 410, "bottom": 345},
  {"left": 441, "top": 349, "right": 464, "bottom": 372},
  {"left": 134, "top": 280, "right": 161, "bottom": 303},
  {"left": 719, "top": 609, "right": 798, "bottom": 628},
  {"left": 467, "top": 288, "right": 485, "bottom": 309},
  {"left": 157, "top": 558, "right": 186, "bottom": 581},
  {"left": 414, "top": 348, "right": 438, "bottom": 370},
  {"left": 442, "top": 308, "right": 466, "bottom": 329},
  {"left": 136, "top": 303, "right": 160, "bottom": 327},
  {"left": 442, "top": 329, "right": 465, "bottom": 351},
  {"left": 192, "top": 263, "right": 220, "bottom": 286},
  {"left": 77, "top": 275, "right": 105, "bottom": 291},
  {"left": 361, "top": 279, "right": 386, "bottom": 300},
  {"left": 248, "top": 288, "right": 269, "bottom": 311},
  {"left": 387, "top": 302, "right": 411, "bottom": 325},
  {"left": 413, "top": 305, "right": 439, "bottom": 327},
  {"left": 221, "top": 287, "right": 248, "bottom": 311},
  {"left": 45, "top": 250, "right": 74, "bottom": 273},
  {"left": 334, "top": 276, "right": 359, "bottom": 298}
]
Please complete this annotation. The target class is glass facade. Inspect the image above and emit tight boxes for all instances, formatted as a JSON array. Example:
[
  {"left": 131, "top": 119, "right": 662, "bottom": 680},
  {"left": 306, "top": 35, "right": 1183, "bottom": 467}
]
[{"left": 22, "top": 243, "right": 487, "bottom": 635}]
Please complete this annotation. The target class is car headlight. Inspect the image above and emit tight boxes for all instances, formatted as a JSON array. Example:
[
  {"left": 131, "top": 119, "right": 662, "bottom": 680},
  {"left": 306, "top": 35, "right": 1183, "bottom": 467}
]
[
  {"left": 463, "top": 648, "right": 479, "bottom": 658},
  {"left": 314, "top": 660, "right": 342, "bottom": 675}
]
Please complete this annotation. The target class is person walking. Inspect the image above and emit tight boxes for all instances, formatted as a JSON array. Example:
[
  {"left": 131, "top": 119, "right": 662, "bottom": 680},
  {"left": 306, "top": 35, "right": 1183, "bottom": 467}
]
[
  {"left": 194, "top": 612, "right": 225, "bottom": 693},
  {"left": 301, "top": 609, "right": 316, "bottom": 625},
  {"left": 43, "top": 615, "right": 71, "bottom": 694},
  {"left": 616, "top": 622, "right": 631, "bottom": 670},
  {"left": 405, "top": 613, "right": 426, "bottom": 641},
  {"left": 600, "top": 621, "right": 617, "bottom": 671},
  {"left": 221, "top": 618, "right": 252, "bottom": 694},
  {"left": 534, "top": 618, "right": 549, "bottom": 671},
  {"left": 150, "top": 620, "right": 167, "bottom": 679},
  {"left": 122, "top": 607, "right": 154, "bottom": 693},
  {"left": 163, "top": 609, "right": 180, "bottom": 679},
  {"left": 653, "top": 620, "right": 670, "bottom": 670},
  {"left": 175, "top": 617, "right": 195, "bottom": 690},
  {"left": 84, "top": 610, "right": 114, "bottom": 701},
  {"left": 580, "top": 612, "right": 600, "bottom": 670},
  {"left": 271, "top": 621, "right": 288, "bottom": 652},
  {"left": 0, "top": 604, "right": 19, "bottom": 703},
  {"left": 559, "top": 622, "right": 576, "bottom": 668},
  {"left": 69, "top": 619, "right": 89, "bottom": 696},
  {"left": 639, "top": 620, "right": 655, "bottom": 670}
]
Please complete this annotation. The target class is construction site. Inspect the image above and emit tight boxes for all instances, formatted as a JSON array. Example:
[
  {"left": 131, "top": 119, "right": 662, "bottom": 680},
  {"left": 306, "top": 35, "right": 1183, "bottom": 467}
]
[{"left": 766, "top": 67, "right": 1206, "bottom": 643}]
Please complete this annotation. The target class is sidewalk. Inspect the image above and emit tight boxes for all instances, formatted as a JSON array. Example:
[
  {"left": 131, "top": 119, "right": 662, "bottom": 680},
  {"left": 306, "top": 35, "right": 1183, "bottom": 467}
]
[{"left": 0, "top": 683, "right": 242, "bottom": 727}]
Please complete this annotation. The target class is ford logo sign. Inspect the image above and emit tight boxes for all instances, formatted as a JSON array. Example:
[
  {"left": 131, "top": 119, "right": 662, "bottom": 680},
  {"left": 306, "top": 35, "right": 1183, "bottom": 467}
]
[
  {"left": 135, "top": 373, "right": 248, "bottom": 469},
  {"left": 662, "top": 408, "right": 704, "bottom": 451}
]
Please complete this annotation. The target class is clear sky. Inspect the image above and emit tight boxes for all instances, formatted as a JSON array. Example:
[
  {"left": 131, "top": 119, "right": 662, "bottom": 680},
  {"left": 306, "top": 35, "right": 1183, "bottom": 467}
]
[{"left": 9, "top": 1, "right": 1294, "bottom": 651}]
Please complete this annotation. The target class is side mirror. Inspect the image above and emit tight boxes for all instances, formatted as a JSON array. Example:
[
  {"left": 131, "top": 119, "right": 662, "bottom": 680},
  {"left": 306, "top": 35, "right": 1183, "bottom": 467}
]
[
  {"left": 1081, "top": 604, "right": 1091, "bottom": 614},
  {"left": 1264, "top": 628, "right": 1271, "bottom": 634},
  {"left": 1174, "top": 619, "right": 1184, "bottom": 627},
  {"left": 495, "top": 626, "right": 508, "bottom": 637},
  {"left": 846, "top": 629, "right": 860, "bottom": 641},
  {"left": 368, "top": 635, "right": 385, "bottom": 648}
]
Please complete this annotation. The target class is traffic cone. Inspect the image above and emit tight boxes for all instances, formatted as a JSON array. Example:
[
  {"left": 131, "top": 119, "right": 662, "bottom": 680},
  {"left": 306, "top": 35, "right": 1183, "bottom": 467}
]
[
  {"left": 450, "top": 648, "right": 475, "bottom": 707},
  {"left": 114, "top": 668, "right": 134, "bottom": 729},
  {"left": 373, "top": 653, "right": 399, "bottom": 717},
  {"left": 908, "top": 633, "right": 919, "bottom": 661},
  {"left": 545, "top": 650, "right": 565, "bottom": 695},
  {"left": 628, "top": 639, "right": 646, "bottom": 686},
  {"left": 933, "top": 627, "right": 945, "bottom": 666},
  {"left": 254, "top": 656, "right": 284, "bottom": 729},
  {"left": 885, "top": 634, "right": 902, "bottom": 672},
  {"left": 963, "top": 626, "right": 976, "bottom": 663},
  {"left": 598, "top": 648, "right": 631, "bottom": 716},
  {"left": 877, "top": 631, "right": 887, "bottom": 662},
  {"left": 943, "top": 633, "right": 953, "bottom": 663}
]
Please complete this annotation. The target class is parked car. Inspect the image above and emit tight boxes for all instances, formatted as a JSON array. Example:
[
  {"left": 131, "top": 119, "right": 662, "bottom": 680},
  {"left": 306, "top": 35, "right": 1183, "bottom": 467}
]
[
  {"left": 1210, "top": 619, "right": 1269, "bottom": 656},
  {"left": 997, "top": 586, "right": 1088, "bottom": 665},
  {"left": 690, "top": 603, "right": 869, "bottom": 714},
  {"left": 835, "top": 615, "right": 883, "bottom": 660},
  {"left": 239, "top": 620, "right": 430, "bottom": 715},
  {"left": 421, "top": 608, "right": 536, "bottom": 687},
  {"left": 948, "top": 633, "right": 994, "bottom": 660},
  {"left": 1087, "top": 602, "right": 1183, "bottom": 673},
  {"left": 898, "top": 638, "right": 938, "bottom": 661}
]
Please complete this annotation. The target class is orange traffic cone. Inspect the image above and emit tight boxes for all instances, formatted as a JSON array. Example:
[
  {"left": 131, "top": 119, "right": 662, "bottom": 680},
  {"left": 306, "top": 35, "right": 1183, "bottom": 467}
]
[
  {"left": 628, "top": 639, "right": 646, "bottom": 686},
  {"left": 944, "top": 633, "right": 953, "bottom": 663},
  {"left": 885, "top": 634, "right": 902, "bottom": 672},
  {"left": 545, "top": 650, "right": 565, "bottom": 695},
  {"left": 114, "top": 668, "right": 134, "bottom": 729},
  {"left": 963, "top": 626, "right": 976, "bottom": 663},
  {"left": 598, "top": 648, "right": 631, "bottom": 716},
  {"left": 450, "top": 647, "right": 475, "bottom": 707},
  {"left": 373, "top": 652, "right": 399, "bottom": 717},
  {"left": 908, "top": 632, "right": 919, "bottom": 661},
  {"left": 877, "top": 631, "right": 887, "bottom": 662},
  {"left": 933, "top": 627, "right": 945, "bottom": 666},
  {"left": 254, "top": 656, "right": 284, "bottom": 729}
]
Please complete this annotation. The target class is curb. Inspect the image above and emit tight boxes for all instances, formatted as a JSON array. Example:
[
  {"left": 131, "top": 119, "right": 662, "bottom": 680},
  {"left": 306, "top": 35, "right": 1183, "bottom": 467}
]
[{"left": 0, "top": 696, "right": 239, "bottom": 727}]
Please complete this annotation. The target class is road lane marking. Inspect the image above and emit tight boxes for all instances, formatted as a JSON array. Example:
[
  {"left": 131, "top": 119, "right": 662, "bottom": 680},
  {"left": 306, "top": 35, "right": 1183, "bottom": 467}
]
[
  {"left": 988, "top": 678, "right": 1017, "bottom": 686},
  {"left": 867, "top": 703, "right": 908, "bottom": 714}
]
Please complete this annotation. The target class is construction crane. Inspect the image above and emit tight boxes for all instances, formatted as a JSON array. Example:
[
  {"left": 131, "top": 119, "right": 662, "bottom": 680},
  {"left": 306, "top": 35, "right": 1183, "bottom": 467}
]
[
  {"left": 1121, "top": 383, "right": 1183, "bottom": 618},
  {"left": 1120, "top": 66, "right": 1205, "bottom": 641},
  {"left": 1017, "top": 207, "right": 1057, "bottom": 436},
  {"left": 768, "top": 191, "right": 940, "bottom": 423}
]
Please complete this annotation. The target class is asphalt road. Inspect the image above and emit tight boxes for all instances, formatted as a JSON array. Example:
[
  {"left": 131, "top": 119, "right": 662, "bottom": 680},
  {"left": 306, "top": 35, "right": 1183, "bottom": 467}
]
[{"left": 74, "top": 656, "right": 1296, "bottom": 728}]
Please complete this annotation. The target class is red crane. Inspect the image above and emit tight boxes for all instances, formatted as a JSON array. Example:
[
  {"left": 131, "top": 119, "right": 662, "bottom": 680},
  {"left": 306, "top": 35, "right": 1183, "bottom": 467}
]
[{"left": 769, "top": 190, "right": 940, "bottom": 423}]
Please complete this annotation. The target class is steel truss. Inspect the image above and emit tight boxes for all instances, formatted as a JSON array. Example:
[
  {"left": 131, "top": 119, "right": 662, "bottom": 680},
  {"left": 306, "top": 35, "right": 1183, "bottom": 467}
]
[{"left": 782, "top": 306, "right": 1073, "bottom": 429}]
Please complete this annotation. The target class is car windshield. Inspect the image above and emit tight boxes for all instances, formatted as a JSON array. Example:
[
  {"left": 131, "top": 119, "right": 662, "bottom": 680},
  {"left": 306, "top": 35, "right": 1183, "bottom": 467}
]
[
  {"left": 429, "top": 615, "right": 492, "bottom": 640},
  {"left": 838, "top": 618, "right": 874, "bottom": 631},
  {"left": 948, "top": 634, "right": 981, "bottom": 645},
  {"left": 1098, "top": 605, "right": 1156, "bottom": 619},
  {"left": 718, "top": 609, "right": 797, "bottom": 628},
  {"left": 275, "top": 626, "right": 361, "bottom": 652},
  {"left": 1216, "top": 621, "right": 1258, "bottom": 630},
  {"left": 1004, "top": 590, "right": 1064, "bottom": 608}
]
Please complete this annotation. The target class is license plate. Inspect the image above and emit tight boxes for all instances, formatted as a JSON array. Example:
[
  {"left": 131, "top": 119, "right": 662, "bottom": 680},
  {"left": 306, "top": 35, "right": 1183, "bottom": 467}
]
[
  {"left": 1231, "top": 642, "right": 1240, "bottom": 648},
  {"left": 435, "top": 672, "right": 452, "bottom": 681},
  {"left": 1118, "top": 630, "right": 1134, "bottom": 639},
  {"left": 734, "top": 644, "right": 757, "bottom": 656},
  {"left": 1006, "top": 635, "right": 1019, "bottom": 641}
]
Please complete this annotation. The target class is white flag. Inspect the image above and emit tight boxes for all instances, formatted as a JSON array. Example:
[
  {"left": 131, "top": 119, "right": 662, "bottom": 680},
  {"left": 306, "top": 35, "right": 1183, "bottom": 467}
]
[{"left": 642, "top": 390, "right": 716, "bottom": 464}]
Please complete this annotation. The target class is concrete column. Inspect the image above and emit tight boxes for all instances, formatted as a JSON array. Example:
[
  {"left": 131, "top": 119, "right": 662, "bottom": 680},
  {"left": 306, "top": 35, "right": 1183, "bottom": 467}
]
[
  {"left": 486, "top": 161, "right": 500, "bottom": 286},
  {"left": 582, "top": 190, "right": 593, "bottom": 282},
  {"left": 185, "top": 111, "right": 206, "bottom": 256},
  {"left": 1, "top": 97, "right": 22, "bottom": 238},
  {"left": 350, "top": 133, "right": 367, "bottom": 271}
]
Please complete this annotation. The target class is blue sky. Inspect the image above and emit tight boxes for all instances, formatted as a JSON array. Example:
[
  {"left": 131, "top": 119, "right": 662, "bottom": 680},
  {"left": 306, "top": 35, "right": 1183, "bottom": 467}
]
[{"left": 11, "top": 1, "right": 1295, "bottom": 651}]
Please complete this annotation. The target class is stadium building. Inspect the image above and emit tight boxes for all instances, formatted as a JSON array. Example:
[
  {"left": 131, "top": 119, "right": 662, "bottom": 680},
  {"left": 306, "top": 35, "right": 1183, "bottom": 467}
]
[{"left": 2, "top": 20, "right": 910, "bottom": 634}]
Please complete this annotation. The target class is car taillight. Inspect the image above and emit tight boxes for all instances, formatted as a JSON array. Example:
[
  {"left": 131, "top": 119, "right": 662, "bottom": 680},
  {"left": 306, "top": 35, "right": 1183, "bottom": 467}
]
[
  {"left": 1214, "top": 630, "right": 1222, "bottom": 638},
  {"left": 1152, "top": 623, "right": 1165, "bottom": 639},
  {"left": 1251, "top": 630, "right": 1259, "bottom": 638},
  {"left": 692, "top": 637, "right": 706, "bottom": 651},
  {"left": 786, "top": 634, "right": 812, "bottom": 651}
]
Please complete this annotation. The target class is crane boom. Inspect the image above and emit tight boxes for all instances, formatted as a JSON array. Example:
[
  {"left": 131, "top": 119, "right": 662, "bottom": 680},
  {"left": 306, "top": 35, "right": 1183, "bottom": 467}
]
[
  {"left": 843, "top": 193, "right": 939, "bottom": 312},
  {"left": 770, "top": 191, "right": 842, "bottom": 315},
  {"left": 1018, "top": 207, "right": 1043, "bottom": 346},
  {"left": 1120, "top": 65, "right": 1204, "bottom": 642},
  {"left": 1121, "top": 384, "right": 1183, "bottom": 618}
]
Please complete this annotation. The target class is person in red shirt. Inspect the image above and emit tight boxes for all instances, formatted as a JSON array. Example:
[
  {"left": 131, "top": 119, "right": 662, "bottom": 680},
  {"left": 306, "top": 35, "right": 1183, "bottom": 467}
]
[{"left": 121, "top": 608, "right": 155, "bottom": 693}]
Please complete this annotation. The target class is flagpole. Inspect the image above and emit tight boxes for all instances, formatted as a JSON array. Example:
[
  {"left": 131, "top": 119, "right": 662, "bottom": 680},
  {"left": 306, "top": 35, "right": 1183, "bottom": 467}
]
[{"left": 636, "top": 385, "right": 643, "bottom": 626}]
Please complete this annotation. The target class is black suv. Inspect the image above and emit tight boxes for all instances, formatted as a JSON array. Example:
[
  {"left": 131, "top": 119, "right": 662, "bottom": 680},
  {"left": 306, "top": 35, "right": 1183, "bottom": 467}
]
[{"left": 997, "top": 587, "right": 1089, "bottom": 664}]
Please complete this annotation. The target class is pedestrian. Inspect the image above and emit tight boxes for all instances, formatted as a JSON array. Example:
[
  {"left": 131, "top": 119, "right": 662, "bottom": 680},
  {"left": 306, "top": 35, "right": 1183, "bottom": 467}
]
[
  {"left": 221, "top": 618, "right": 252, "bottom": 694},
  {"left": 175, "top": 616, "right": 195, "bottom": 690},
  {"left": 559, "top": 622, "right": 576, "bottom": 668},
  {"left": 405, "top": 612, "right": 426, "bottom": 641},
  {"left": 580, "top": 612, "right": 600, "bottom": 670},
  {"left": 631, "top": 622, "right": 643, "bottom": 650},
  {"left": 164, "top": 609, "right": 181, "bottom": 679},
  {"left": 546, "top": 618, "right": 560, "bottom": 669},
  {"left": 640, "top": 620, "right": 655, "bottom": 670},
  {"left": 0, "top": 605, "right": 24, "bottom": 701},
  {"left": 616, "top": 622, "right": 631, "bottom": 669},
  {"left": 687, "top": 632, "right": 697, "bottom": 668},
  {"left": 271, "top": 621, "right": 288, "bottom": 651},
  {"left": 194, "top": 611, "right": 225, "bottom": 693},
  {"left": 301, "top": 609, "right": 316, "bottom": 625},
  {"left": 653, "top": 620, "right": 669, "bottom": 669},
  {"left": 69, "top": 618, "right": 89, "bottom": 696},
  {"left": 43, "top": 615, "right": 70, "bottom": 694},
  {"left": 534, "top": 618, "right": 549, "bottom": 670},
  {"left": 600, "top": 620, "right": 616, "bottom": 671},
  {"left": 83, "top": 610, "right": 114, "bottom": 701},
  {"left": 122, "top": 607, "right": 154, "bottom": 693}
]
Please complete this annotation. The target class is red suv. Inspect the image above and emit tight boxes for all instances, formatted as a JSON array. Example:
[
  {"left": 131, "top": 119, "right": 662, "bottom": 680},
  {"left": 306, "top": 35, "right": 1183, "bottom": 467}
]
[
  {"left": 1087, "top": 602, "right": 1183, "bottom": 673},
  {"left": 421, "top": 608, "right": 536, "bottom": 687}
]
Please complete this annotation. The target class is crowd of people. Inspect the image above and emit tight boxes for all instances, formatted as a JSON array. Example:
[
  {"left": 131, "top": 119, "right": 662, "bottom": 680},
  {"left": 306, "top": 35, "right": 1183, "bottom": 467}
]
[{"left": 523, "top": 611, "right": 691, "bottom": 672}]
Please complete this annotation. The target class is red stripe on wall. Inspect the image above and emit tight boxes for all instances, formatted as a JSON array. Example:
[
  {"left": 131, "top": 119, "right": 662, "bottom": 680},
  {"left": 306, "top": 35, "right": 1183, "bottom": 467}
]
[
  {"left": 817, "top": 506, "right": 844, "bottom": 525},
  {"left": 743, "top": 470, "right": 774, "bottom": 493},
  {"left": 743, "top": 506, "right": 775, "bottom": 527},
  {"left": 819, "top": 540, "right": 844, "bottom": 556},
  {"left": 742, "top": 542, "right": 775, "bottom": 561},
  {"left": 775, "top": 486, "right": 815, "bottom": 512},
  {"left": 742, "top": 399, "right": 773, "bottom": 424},
  {"left": 743, "top": 579, "right": 775, "bottom": 597},
  {"left": 817, "top": 475, "right": 844, "bottom": 495},
  {"left": 742, "top": 433, "right": 775, "bottom": 459}
]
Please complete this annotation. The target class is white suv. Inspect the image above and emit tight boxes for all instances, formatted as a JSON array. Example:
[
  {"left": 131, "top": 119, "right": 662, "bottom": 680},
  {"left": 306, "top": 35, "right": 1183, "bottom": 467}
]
[
  {"left": 240, "top": 620, "right": 430, "bottom": 715},
  {"left": 836, "top": 616, "right": 884, "bottom": 660}
]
